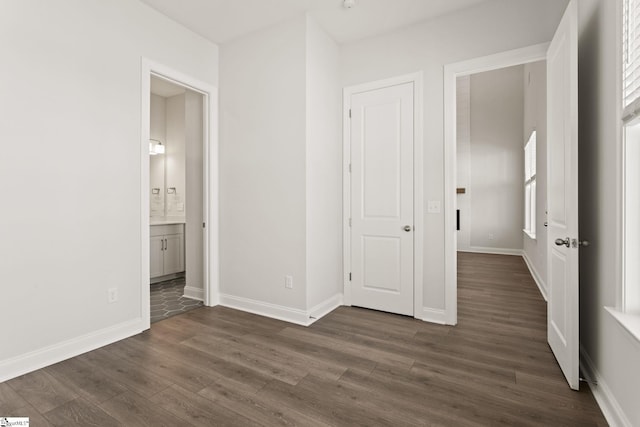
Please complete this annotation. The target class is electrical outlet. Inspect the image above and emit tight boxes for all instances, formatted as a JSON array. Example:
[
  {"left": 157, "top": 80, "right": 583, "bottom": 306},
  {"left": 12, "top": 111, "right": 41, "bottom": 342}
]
[
  {"left": 108, "top": 287, "right": 118, "bottom": 303},
  {"left": 285, "top": 275, "right": 293, "bottom": 289}
]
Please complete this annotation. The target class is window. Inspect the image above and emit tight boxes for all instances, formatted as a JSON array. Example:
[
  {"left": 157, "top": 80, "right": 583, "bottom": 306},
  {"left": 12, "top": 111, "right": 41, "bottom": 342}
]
[
  {"left": 616, "top": 0, "right": 640, "bottom": 337},
  {"left": 624, "top": 0, "right": 640, "bottom": 315},
  {"left": 524, "top": 131, "right": 536, "bottom": 239}
]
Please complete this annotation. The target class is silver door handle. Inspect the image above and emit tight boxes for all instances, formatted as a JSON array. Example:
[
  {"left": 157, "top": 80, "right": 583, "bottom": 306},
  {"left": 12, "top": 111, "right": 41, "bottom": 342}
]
[
  {"left": 403, "top": 225, "right": 412, "bottom": 232},
  {"left": 164, "top": 238, "right": 168, "bottom": 250},
  {"left": 555, "top": 237, "right": 570, "bottom": 248}
]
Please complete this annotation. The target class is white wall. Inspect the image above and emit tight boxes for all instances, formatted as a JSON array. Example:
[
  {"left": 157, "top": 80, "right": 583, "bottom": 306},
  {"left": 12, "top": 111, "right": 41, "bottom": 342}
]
[
  {"left": 456, "top": 76, "right": 471, "bottom": 251},
  {"left": 340, "top": 0, "right": 567, "bottom": 313},
  {"left": 165, "top": 94, "right": 187, "bottom": 218},
  {"left": 0, "top": 0, "right": 218, "bottom": 376},
  {"left": 220, "top": 15, "right": 342, "bottom": 319},
  {"left": 578, "top": 1, "right": 640, "bottom": 425},
  {"left": 150, "top": 94, "right": 166, "bottom": 217},
  {"left": 220, "top": 16, "right": 308, "bottom": 311},
  {"left": 522, "top": 61, "right": 548, "bottom": 296},
  {"left": 185, "top": 90, "right": 204, "bottom": 298},
  {"left": 305, "top": 16, "right": 343, "bottom": 311},
  {"left": 468, "top": 66, "right": 524, "bottom": 252}
]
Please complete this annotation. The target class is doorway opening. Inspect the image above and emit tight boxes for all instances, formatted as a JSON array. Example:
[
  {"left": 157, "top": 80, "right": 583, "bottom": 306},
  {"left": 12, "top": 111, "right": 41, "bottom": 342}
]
[
  {"left": 443, "top": 43, "right": 550, "bottom": 326},
  {"left": 149, "top": 76, "right": 205, "bottom": 323},
  {"left": 140, "top": 59, "right": 219, "bottom": 330}
]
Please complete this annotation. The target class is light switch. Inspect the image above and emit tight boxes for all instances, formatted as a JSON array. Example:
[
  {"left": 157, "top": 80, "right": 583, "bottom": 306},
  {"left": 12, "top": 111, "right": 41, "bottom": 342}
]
[{"left": 427, "top": 201, "right": 441, "bottom": 214}]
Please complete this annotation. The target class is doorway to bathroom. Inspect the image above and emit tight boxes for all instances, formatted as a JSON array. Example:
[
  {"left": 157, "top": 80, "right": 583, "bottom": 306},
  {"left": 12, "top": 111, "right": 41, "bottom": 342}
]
[
  {"left": 149, "top": 76, "right": 205, "bottom": 323},
  {"left": 140, "top": 59, "right": 219, "bottom": 329}
]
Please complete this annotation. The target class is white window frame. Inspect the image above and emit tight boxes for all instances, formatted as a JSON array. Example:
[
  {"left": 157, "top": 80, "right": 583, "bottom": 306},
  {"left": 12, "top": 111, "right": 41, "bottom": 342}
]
[
  {"left": 524, "top": 130, "right": 537, "bottom": 240},
  {"left": 609, "top": 0, "right": 640, "bottom": 343}
]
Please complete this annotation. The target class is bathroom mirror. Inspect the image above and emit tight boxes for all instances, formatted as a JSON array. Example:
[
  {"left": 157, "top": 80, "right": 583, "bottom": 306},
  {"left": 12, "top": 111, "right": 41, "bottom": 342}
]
[{"left": 150, "top": 76, "right": 188, "bottom": 219}]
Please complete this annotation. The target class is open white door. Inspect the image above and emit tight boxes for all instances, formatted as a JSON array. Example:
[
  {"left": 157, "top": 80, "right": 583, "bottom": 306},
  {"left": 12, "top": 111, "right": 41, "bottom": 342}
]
[{"left": 546, "top": 0, "right": 579, "bottom": 390}]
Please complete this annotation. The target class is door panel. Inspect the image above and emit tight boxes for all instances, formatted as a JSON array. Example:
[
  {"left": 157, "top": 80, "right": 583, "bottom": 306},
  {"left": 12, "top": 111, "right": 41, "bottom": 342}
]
[
  {"left": 362, "top": 236, "right": 401, "bottom": 292},
  {"left": 350, "top": 82, "right": 414, "bottom": 316},
  {"left": 163, "top": 234, "right": 185, "bottom": 275},
  {"left": 150, "top": 236, "right": 164, "bottom": 278},
  {"left": 362, "top": 101, "right": 402, "bottom": 219},
  {"left": 547, "top": 0, "right": 579, "bottom": 390}
]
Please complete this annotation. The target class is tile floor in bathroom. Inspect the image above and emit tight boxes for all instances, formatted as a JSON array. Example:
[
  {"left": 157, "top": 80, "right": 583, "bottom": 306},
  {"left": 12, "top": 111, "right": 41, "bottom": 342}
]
[{"left": 150, "top": 276, "right": 203, "bottom": 323}]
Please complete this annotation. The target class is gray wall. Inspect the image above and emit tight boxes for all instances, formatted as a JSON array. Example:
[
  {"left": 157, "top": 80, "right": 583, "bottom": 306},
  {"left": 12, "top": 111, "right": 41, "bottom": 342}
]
[
  {"left": 522, "top": 61, "right": 548, "bottom": 296},
  {"left": 579, "top": 0, "right": 640, "bottom": 425},
  {"left": 468, "top": 65, "right": 524, "bottom": 252}
]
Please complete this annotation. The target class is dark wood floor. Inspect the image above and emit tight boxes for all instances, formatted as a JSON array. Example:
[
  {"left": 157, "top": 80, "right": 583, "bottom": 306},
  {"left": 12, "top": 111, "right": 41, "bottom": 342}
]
[{"left": 1, "top": 253, "right": 607, "bottom": 426}]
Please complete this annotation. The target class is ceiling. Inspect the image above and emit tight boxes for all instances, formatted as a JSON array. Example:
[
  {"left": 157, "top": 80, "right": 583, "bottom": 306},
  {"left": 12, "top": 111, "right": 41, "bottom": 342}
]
[
  {"left": 139, "top": 0, "right": 491, "bottom": 45},
  {"left": 151, "top": 76, "right": 186, "bottom": 98}
]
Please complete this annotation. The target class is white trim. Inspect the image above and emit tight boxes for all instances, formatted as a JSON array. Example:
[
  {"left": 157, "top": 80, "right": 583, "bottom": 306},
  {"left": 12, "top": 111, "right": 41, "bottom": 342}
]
[
  {"left": 0, "top": 319, "right": 144, "bottom": 383},
  {"left": 580, "top": 345, "right": 633, "bottom": 427},
  {"left": 458, "top": 247, "right": 524, "bottom": 256},
  {"left": 605, "top": 307, "right": 640, "bottom": 347},
  {"left": 219, "top": 294, "right": 313, "bottom": 326},
  {"left": 444, "top": 43, "right": 549, "bottom": 326},
  {"left": 522, "top": 251, "right": 548, "bottom": 301},
  {"left": 421, "top": 308, "right": 447, "bottom": 324},
  {"left": 183, "top": 286, "right": 205, "bottom": 301},
  {"left": 342, "top": 84, "right": 352, "bottom": 306},
  {"left": 140, "top": 58, "right": 220, "bottom": 330},
  {"left": 342, "top": 71, "right": 425, "bottom": 319},
  {"left": 308, "top": 294, "right": 344, "bottom": 321},
  {"left": 618, "top": 0, "right": 626, "bottom": 311}
]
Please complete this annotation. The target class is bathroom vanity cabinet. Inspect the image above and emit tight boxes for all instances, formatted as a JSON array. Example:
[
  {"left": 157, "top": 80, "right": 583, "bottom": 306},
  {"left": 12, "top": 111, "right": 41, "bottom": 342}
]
[{"left": 150, "top": 223, "right": 185, "bottom": 279}]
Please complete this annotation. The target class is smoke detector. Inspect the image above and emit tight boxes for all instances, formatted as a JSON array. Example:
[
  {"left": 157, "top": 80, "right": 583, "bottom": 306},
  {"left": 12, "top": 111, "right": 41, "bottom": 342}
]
[{"left": 343, "top": 0, "right": 355, "bottom": 9}]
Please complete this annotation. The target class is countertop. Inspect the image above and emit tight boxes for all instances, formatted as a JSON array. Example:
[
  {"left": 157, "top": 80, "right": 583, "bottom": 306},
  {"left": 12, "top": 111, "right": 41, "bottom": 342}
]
[{"left": 150, "top": 218, "right": 186, "bottom": 226}]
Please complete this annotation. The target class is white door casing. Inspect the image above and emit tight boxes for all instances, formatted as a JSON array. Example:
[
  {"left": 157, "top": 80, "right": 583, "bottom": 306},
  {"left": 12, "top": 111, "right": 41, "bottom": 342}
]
[
  {"left": 140, "top": 58, "right": 220, "bottom": 330},
  {"left": 349, "top": 82, "right": 415, "bottom": 316},
  {"left": 546, "top": 0, "right": 580, "bottom": 390},
  {"left": 443, "top": 44, "right": 549, "bottom": 326}
]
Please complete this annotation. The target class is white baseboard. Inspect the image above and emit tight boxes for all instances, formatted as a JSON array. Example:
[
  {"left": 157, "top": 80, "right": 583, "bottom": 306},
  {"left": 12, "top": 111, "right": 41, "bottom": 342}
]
[
  {"left": 522, "top": 251, "right": 548, "bottom": 301},
  {"left": 459, "top": 246, "right": 524, "bottom": 256},
  {"left": 0, "top": 319, "right": 145, "bottom": 383},
  {"left": 580, "top": 346, "right": 632, "bottom": 427},
  {"left": 183, "top": 286, "right": 204, "bottom": 301},
  {"left": 308, "top": 294, "right": 343, "bottom": 323},
  {"left": 150, "top": 272, "right": 184, "bottom": 285},
  {"left": 219, "top": 293, "right": 344, "bottom": 327},
  {"left": 219, "top": 294, "right": 313, "bottom": 326},
  {"left": 421, "top": 307, "right": 447, "bottom": 324}
]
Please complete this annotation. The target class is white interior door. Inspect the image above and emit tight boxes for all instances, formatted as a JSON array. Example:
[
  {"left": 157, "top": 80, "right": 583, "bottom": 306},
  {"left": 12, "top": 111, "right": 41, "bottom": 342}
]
[
  {"left": 350, "top": 82, "right": 414, "bottom": 316},
  {"left": 546, "top": 0, "right": 579, "bottom": 390}
]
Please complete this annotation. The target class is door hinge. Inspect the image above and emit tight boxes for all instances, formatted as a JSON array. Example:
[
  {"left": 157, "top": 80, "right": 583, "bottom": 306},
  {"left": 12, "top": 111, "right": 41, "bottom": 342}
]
[
  {"left": 348, "top": 163, "right": 351, "bottom": 173},
  {"left": 348, "top": 218, "right": 352, "bottom": 227},
  {"left": 349, "top": 273, "right": 352, "bottom": 281},
  {"left": 202, "top": 222, "right": 206, "bottom": 228},
  {"left": 349, "top": 109, "right": 352, "bottom": 118}
]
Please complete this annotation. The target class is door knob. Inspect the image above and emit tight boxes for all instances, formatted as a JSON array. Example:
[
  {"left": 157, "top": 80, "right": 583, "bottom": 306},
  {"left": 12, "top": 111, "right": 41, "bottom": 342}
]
[
  {"left": 555, "top": 237, "right": 570, "bottom": 248},
  {"left": 403, "top": 225, "right": 412, "bottom": 232}
]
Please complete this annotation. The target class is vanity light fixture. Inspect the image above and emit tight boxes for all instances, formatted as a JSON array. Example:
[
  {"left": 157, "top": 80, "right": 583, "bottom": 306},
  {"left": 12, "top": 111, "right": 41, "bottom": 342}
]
[{"left": 149, "top": 139, "right": 165, "bottom": 155}]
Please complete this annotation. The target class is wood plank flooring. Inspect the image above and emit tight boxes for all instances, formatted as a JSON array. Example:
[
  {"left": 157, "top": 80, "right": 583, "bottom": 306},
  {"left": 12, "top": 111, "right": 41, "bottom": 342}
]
[{"left": 2, "top": 253, "right": 607, "bottom": 426}]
